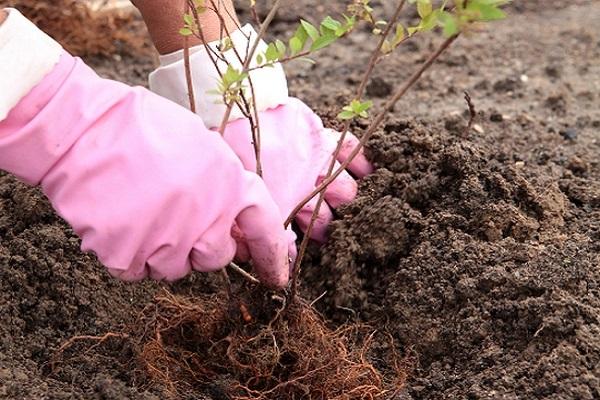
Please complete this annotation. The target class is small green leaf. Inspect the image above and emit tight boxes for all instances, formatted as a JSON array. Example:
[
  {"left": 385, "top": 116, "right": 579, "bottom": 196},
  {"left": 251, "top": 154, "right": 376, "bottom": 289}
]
[
  {"left": 438, "top": 12, "right": 458, "bottom": 37},
  {"left": 293, "top": 24, "right": 309, "bottom": 48},
  {"left": 381, "top": 40, "right": 393, "bottom": 54},
  {"left": 183, "top": 13, "right": 194, "bottom": 26},
  {"left": 320, "top": 16, "right": 342, "bottom": 34},
  {"left": 289, "top": 36, "right": 304, "bottom": 55},
  {"left": 391, "top": 24, "right": 405, "bottom": 46},
  {"left": 179, "top": 27, "right": 193, "bottom": 36},
  {"left": 265, "top": 42, "right": 280, "bottom": 62},
  {"left": 275, "top": 39, "right": 287, "bottom": 58},
  {"left": 417, "top": 0, "right": 433, "bottom": 18},
  {"left": 337, "top": 110, "right": 356, "bottom": 120},
  {"left": 300, "top": 20, "right": 320, "bottom": 41},
  {"left": 256, "top": 53, "right": 264, "bottom": 65},
  {"left": 310, "top": 34, "right": 337, "bottom": 51}
]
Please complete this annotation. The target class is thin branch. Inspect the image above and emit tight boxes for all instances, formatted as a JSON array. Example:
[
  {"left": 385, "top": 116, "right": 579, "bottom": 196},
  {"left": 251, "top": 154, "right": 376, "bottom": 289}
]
[
  {"left": 228, "top": 262, "right": 260, "bottom": 284},
  {"left": 356, "top": 0, "right": 407, "bottom": 97},
  {"left": 183, "top": 3, "right": 197, "bottom": 112}
]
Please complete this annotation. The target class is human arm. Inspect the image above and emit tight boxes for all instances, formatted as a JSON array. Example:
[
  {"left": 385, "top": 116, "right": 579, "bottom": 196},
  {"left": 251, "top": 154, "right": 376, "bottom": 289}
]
[{"left": 132, "top": 0, "right": 239, "bottom": 54}]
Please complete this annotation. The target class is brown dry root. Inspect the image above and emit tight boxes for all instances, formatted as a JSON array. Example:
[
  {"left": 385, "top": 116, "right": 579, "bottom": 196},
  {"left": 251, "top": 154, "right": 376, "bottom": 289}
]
[
  {"left": 136, "top": 290, "right": 406, "bottom": 399},
  {"left": 4, "top": 0, "right": 149, "bottom": 57}
]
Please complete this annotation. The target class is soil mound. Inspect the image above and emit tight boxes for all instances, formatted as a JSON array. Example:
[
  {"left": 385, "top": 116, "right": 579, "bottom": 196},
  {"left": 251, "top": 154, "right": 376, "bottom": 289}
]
[{"left": 305, "top": 117, "right": 600, "bottom": 399}]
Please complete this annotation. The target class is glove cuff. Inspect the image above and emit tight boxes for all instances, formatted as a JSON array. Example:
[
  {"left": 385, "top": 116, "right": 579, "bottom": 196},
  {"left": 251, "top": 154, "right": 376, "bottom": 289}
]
[
  {"left": 0, "top": 8, "right": 63, "bottom": 121},
  {"left": 149, "top": 24, "right": 289, "bottom": 129}
]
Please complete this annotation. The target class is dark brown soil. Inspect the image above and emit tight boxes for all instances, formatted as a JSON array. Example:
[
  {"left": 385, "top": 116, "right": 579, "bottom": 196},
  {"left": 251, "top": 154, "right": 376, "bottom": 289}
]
[{"left": 1, "top": 1, "right": 600, "bottom": 399}]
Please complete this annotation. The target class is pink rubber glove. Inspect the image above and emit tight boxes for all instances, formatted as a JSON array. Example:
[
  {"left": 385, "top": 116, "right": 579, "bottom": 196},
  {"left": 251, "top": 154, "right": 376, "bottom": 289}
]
[
  {"left": 222, "top": 98, "right": 373, "bottom": 242},
  {"left": 0, "top": 51, "right": 291, "bottom": 287}
]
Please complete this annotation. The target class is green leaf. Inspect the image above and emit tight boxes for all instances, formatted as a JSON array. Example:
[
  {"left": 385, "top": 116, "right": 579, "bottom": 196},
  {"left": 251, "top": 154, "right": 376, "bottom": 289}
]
[
  {"left": 310, "top": 34, "right": 337, "bottom": 51},
  {"left": 293, "top": 24, "right": 309, "bottom": 48},
  {"left": 256, "top": 53, "right": 264, "bottom": 65},
  {"left": 438, "top": 12, "right": 458, "bottom": 37},
  {"left": 265, "top": 42, "right": 280, "bottom": 62},
  {"left": 300, "top": 20, "right": 320, "bottom": 41},
  {"left": 289, "top": 36, "right": 304, "bottom": 55},
  {"left": 391, "top": 24, "right": 405, "bottom": 47},
  {"left": 417, "top": 0, "right": 433, "bottom": 18},
  {"left": 179, "top": 27, "right": 193, "bottom": 36},
  {"left": 320, "top": 16, "right": 342, "bottom": 34},
  {"left": 381, "top": 40, "right": 393, "bottom": 54},
  {"left": 183, "top": 13, "right": 194, "bottom": 26},
  {"left": 470, "top": 3, "right": 507, "bottom": 20},
  {"left": 275, "top": 39, "right": 287, "bottom": 58},
  {"left": 337, "top": 110, "right": 356, "bottom": 120}
]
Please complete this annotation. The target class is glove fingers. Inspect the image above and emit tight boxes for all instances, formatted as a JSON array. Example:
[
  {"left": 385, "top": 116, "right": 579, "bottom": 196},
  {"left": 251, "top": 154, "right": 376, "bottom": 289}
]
[
  {"left": 236, "top": 203, "right": 290, "bottom": 289},
  {"left": 231, "top": 223, "right": 251, "bottom": 263},
  {"left": 318, "top": 163, "right": 358, "bottom": 209},
  {"left": 295, "top": 197, "right": 334, "bottom": 243},
  {"left": 190, "top": 231, "right": 237, "bottom": 272},
  {"left": 325, "top": 129, "right": 374, "bottom": 178}
]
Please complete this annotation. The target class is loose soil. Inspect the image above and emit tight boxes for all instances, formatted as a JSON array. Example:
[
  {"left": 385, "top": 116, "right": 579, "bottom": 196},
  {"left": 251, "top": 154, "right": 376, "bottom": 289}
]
[{"left": 1, "top": 1, "right": 599, "bottom": 399}]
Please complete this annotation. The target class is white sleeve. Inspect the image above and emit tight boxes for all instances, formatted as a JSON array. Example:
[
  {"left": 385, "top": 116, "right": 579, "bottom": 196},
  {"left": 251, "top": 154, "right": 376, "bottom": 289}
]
[
  {"left": 0, "top": 8, "right": 63, "bottom": 121},
  {"left": 149, "top": 24, "right": 289, "bottom": 129}
]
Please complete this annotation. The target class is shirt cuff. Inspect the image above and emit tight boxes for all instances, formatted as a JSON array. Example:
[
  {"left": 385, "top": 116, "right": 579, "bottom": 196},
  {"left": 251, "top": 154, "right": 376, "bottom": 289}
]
[
  {"left": 149, "top": 24, "right": 289, "bottom": 129},
  {"left": 0, "top": 8, "right": 63, "bottom": 122}
]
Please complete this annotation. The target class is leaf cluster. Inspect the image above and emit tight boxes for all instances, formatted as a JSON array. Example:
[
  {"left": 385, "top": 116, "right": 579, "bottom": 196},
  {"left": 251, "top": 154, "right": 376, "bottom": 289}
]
[{"left": 256, "top": 16, "right": 356, "bottom": 66}]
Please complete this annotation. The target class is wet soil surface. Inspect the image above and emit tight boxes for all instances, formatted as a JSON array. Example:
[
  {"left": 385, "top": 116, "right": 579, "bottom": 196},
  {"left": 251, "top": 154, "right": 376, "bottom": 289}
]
[{"left": 1, "top": 1, "right": 600, "bottom": 399}]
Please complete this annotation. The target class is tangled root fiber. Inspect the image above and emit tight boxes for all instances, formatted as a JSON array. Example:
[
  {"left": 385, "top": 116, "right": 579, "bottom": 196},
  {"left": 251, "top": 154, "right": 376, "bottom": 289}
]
[{"left": 136, "top": 289, "right": 406, "bottom": 399}]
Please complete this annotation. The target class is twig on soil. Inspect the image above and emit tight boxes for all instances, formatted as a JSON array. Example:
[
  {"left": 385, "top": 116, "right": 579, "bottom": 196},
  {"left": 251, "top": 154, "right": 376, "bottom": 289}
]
[
  {"left": 463, "top": 90, "right": 476, "bottom": 137},
  {"left": 228, "top": 261, "right": 261, "bottom": 284}
]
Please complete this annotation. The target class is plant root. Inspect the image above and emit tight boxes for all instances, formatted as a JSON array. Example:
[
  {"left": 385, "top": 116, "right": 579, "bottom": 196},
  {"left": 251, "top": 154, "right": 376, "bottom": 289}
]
[{"left": 135, "top": 288, "right": 406, "bottom": 399}]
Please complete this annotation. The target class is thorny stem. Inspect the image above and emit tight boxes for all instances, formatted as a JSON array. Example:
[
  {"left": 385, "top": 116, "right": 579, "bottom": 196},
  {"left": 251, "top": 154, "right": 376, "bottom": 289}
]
[
  {"left": 286, "top": 35, "right": 459, "bottom": 230},
  {"left": 289, "top": 0, "right": 408, "bottom": 297}
]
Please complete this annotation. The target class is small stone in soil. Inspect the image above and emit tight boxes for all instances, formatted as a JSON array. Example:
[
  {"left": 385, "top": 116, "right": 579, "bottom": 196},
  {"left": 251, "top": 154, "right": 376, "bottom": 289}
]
[
  {"left": 490, "top": 112, "right": 504, "bottom": 122},
  {"left": 560, "top": 128, "right": 578, "bottom": 141}
]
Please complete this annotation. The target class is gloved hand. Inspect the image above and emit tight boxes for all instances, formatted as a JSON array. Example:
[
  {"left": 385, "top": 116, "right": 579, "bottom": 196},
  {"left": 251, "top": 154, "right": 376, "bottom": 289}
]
[
  {"left": 149, "top": 25, "right": 374, "bottom": 243},
  {"left": 0, "top": 9, "right": 290, "bottom": 287}
]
